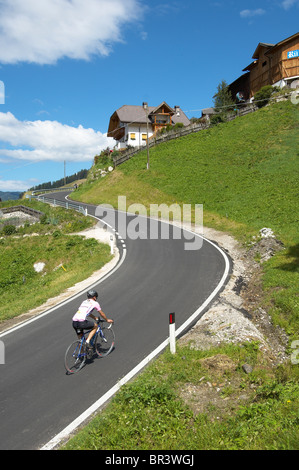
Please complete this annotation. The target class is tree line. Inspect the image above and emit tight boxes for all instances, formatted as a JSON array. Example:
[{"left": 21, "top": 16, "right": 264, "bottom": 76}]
[{"left": 29, "top": 169, "right": 88, "bottom": 191}]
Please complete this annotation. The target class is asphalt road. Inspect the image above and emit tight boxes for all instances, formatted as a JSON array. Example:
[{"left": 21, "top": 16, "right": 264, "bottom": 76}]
[{"left": 0, "top": 192, "right": 231, "bottom": 450}]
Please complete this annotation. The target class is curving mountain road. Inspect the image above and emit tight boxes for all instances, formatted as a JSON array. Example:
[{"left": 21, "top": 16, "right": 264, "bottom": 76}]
[{"left": 0, "top": 192, "right": 231, "bottom": 450}]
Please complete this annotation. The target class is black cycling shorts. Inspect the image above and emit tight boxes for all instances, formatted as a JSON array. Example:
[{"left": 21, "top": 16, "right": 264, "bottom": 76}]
[{"left": 72, "top": 320, "right": 95, "bottom": 333}]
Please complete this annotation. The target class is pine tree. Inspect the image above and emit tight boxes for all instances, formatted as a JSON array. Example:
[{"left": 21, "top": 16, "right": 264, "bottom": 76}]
[{"left": 213, "top": 80, "right": 234, "bottom": 112}]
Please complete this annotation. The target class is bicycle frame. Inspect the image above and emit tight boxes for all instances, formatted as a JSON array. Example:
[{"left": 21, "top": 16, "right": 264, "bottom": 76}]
[
  {"left": 65, "top": 321, "right": 114, "bottom": 374},
  {"left": 75, "top": 321, "right": 108, "bottom": 355},
  {"left": 77, "top": 322, "right": 104, "bottom": 344}
]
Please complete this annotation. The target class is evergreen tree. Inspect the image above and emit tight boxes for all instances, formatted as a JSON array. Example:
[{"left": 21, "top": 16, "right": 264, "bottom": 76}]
[{"left": 213, "top": 80, "right": 234, "bottom": 112}]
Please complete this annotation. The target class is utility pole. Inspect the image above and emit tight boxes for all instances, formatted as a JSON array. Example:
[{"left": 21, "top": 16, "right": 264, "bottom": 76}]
[
  {"left": 143, "top": 102, "right": 150, "bottom": 170},
  {"left": 64, "top": 160, "right": 66, "bottom": 186}
]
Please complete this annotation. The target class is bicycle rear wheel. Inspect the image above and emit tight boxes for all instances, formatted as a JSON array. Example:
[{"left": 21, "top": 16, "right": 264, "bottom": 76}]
[
  {"left": 95, "top": 325, "right": 115, "bottom": 357},
  {"left": 65, "top": 340, "right": 86, "bottom": 374}
]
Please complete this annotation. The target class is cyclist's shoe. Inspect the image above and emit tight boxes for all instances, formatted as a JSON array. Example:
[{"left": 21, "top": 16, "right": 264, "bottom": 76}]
[{"left": 86, "top": 342, "right": 93, "bottom": 349}]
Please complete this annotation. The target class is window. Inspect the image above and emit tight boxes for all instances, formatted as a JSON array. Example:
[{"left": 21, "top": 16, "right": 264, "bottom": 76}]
[
  {"left": 130, "top": 133, "right": 136, "bottom": 140},
  {"left": 142, "top": 133, "right": 147, "bottom": 141}
]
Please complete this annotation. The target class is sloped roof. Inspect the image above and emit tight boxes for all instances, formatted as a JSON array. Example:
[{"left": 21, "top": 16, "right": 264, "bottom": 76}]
[
  {"left": 252, "top": 42, "right": 274, "bottom": 59},
  {"left": 115, "top": 105, "right": 154, "bottom": 124},
  {"left": 250, "top": 32, "right": 299, "bottom": 60},
  {"left": 264, "top": 31, "right": 299, "bottom": 55},
  {"left": 149, "top": 101, "right": 175, "bottom": 116},
  {"left": 108, "top": 102, "right": 190, "bottom": 135}
]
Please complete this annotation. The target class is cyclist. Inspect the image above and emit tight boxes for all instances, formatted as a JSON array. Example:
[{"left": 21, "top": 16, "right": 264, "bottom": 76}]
[{"left": 72, "top": 290, "right": 113, "bottom": 348}]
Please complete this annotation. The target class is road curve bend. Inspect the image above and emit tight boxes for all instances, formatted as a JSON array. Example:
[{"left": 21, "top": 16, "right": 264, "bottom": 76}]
[{"left": 0, "top": 191, "right": 231, "bottom": 450}]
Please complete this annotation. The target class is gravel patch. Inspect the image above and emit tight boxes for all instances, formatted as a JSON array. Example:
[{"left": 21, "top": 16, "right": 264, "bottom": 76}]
[{"left": 179, "top": 226, "right": 289, "bottom": 365}]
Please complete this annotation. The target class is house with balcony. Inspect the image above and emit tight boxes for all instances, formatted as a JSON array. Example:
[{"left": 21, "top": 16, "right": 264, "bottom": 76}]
[
  {"left": 107, "top": 101, "right": 190, "bottom": 150},
  {"left": 228, "top": 32, "right": 299, "bottom": 102}
]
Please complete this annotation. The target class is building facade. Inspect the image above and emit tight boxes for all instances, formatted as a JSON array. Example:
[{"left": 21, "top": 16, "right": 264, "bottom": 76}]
[
  {"left": 108, "top": 101, "right": 190, "bottom": 150},
  {"left": 229, "top": 32, "right": 299, "bottom": 101}
]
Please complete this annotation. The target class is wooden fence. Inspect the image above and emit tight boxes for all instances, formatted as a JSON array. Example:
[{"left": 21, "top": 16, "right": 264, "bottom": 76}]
[
  {"left": 1, "top": 205, "right": 44, "bottom": 218},
  {"left": 113, "top": 104, "right": 258, "bottom": 167}
]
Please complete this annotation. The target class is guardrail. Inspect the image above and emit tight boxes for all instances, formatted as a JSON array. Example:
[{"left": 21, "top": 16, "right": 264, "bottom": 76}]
[
  {"left": 113, "top": 92, "right": 295, "bottom": 167},
  {"left": 30, "top": 194, "right": 88, "bottom": 216},
  {"left": 31, "top": 187, "right": 76, "bottom": 195},
  {"left": 112, "top": 109, "right": 258, "bottom": 167}
]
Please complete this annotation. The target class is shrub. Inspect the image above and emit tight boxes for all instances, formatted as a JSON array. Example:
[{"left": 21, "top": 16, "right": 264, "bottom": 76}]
[
  {"left": 173, "top": 122, "right": 184, "bottom": 131},
  {"left": 210, "top": 114, "right": 225, "bottom": 125},
  {"left": 40, "top": 214, "right": 48, "bottom": 224},
  {"left": 254, "top": 85, "right": 274, "bottom": 108},
  {"left": 2, "top": 224, "right": 17, "bottom": 235}
]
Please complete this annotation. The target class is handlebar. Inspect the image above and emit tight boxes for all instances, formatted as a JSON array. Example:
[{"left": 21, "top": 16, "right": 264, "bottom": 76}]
[{"left": 96, "top": 318, "right": 114, "bottom": 324}]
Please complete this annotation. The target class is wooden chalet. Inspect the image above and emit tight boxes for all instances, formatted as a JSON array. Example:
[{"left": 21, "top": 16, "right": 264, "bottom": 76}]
[{"left": 229, "top": 32, "right": 299, "bottom": 101}]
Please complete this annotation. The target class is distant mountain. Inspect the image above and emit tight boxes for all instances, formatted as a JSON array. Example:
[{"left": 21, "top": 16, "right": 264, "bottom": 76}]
[{"left": 0, "top": 191, "right": 22, "bottom": 201}]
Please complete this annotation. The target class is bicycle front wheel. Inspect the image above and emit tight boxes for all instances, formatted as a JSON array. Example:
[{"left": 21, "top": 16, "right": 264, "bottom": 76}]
[
  {"left": 65, "top": 340, "right": 86, "bottom": 374},
  {"left": 95, "top": 325, "right": 115, "bottom": 357}
]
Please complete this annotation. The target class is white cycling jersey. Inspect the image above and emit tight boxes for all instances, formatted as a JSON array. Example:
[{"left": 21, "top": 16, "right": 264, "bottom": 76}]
[{"left": 72, "top": 298, "right": 101, "bottom": 322}]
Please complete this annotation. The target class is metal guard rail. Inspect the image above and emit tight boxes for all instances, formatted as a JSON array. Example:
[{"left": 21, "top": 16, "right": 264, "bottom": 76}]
[
  {"left": 31, "top": 194, "right": 88, "bottom": 216},
  {"left": 31, "top": 187, "right": 75, "bottom": 195}
]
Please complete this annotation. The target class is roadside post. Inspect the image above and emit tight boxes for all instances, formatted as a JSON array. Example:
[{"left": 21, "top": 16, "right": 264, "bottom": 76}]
[
  {"left": 169, "top": 313, "right": 176, "bottom": 354},
  {"left": 0, "top": 340, "right": 5, "bottom": 365},
  {"left": 110, "top": 235, "right": 114, "bottom": 254}
]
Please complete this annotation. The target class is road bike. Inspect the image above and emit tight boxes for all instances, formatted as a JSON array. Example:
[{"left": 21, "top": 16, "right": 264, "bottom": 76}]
[{"left": 64, "top": 320, "right": 115, "bottom": 374}]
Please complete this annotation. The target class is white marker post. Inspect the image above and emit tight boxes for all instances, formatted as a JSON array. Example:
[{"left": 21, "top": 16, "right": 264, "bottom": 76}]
[
  {"left": 110, "top": 235, "right": 114, "bottom": 254},
  {"left": 169, "top": 313, "right": 176, "bottom": 354},
  {"left": 0, "top": 340, "right": 5, "bottom": 364}
]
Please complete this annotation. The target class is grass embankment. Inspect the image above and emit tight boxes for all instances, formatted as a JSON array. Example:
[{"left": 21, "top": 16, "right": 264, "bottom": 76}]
[
  {"left": 75, "top": 101, "right": 299, "bottom": 337},
  {"left": 55, "top": 101, "right": 299, "bottom": 450},
  {"left": 0, "top": 199, "right": 112, "bottom": 321},
  {"left": 63, "top": 101, "right": 299, "bottom": 450},
  {"left": 64, "top": 343, "right": 299, "bottom": 450}
]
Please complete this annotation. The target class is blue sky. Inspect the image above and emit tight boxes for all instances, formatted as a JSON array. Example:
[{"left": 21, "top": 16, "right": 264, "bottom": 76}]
[{"left": 0, "top": 0, "right": 298, "bottom": 191}]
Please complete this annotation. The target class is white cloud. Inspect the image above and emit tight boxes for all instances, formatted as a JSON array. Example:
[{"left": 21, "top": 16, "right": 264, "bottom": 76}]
[
  {"left": 0, "top": 178, "right": 37, "bottom": 192},
  {"left": 0, "top": 112, "right": 115, "bottom": 162},
  {"left": 240, "top": 8, "right": 266, "bottom": 18},
  {"left": 281, "top": 0, "right": 299, "bottom": 9},
  {"left": 0, "top": 0, "right": 143, "bottom": 64}
]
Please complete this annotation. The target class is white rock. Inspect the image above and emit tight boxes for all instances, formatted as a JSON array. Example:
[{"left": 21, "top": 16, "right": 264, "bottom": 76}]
[
  {"left": 260, "top": 227, "right": 275, "bottom": 238},
  {"left": 34, "top": 262, "right": 45, "bottom": 273}
]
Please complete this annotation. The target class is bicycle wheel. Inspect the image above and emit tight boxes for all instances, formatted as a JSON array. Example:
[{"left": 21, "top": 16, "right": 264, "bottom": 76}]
[
  {"left": 95, "top": 325, "right": 115, "bottom": 357},
  {"left": 65, "top": 340, "right": 86, "bottom": 374}
]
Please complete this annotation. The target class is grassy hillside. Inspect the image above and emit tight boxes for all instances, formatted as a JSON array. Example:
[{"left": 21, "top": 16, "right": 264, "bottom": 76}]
[
  {"left": 63, "top": 101, "right": 299, "bottom": 450},
  {"left": 74, "top": 101, "right": 299, "bottom": 335},
  {"left": 0, "top": 191, "right": 21, "bottom": 201},
  {"left": 75, "top": 101, "right": 298, "bottom": 245}
]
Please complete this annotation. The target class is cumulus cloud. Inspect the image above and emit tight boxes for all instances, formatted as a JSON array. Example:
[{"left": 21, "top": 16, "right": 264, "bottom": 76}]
[
  {"left": 0, "top": 0, "right": 143, "bottom": 64},
  {"left": 0, "top": 112, "right": 115, "bottom": 162},
  {"left": 240, "top": 8, "right": 266, "bottom": 18}
]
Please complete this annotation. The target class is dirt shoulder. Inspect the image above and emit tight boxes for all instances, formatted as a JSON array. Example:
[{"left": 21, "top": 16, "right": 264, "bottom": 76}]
[{"left": 179, "top": 225, "right": 288, "bottom": 366}]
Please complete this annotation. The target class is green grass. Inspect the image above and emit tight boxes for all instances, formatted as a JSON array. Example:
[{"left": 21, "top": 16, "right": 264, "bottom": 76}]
[
  {"left": 63, "top": 343, "right": 299, "bottom": 450},
  {"left": 0, "top": 197, "right": 95, "bottom": 234},
  {"left": 64, "top": 100, "right": 299, "bottom": 450},
  {"left": 75, "top": 101, "right": 299, "bottom": 336},
  {"left": 0, "top": 200, "right": 112, "bottom": 321},
  {"left": 75, "top": 101, "right": 299, "bottom": 241}
]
